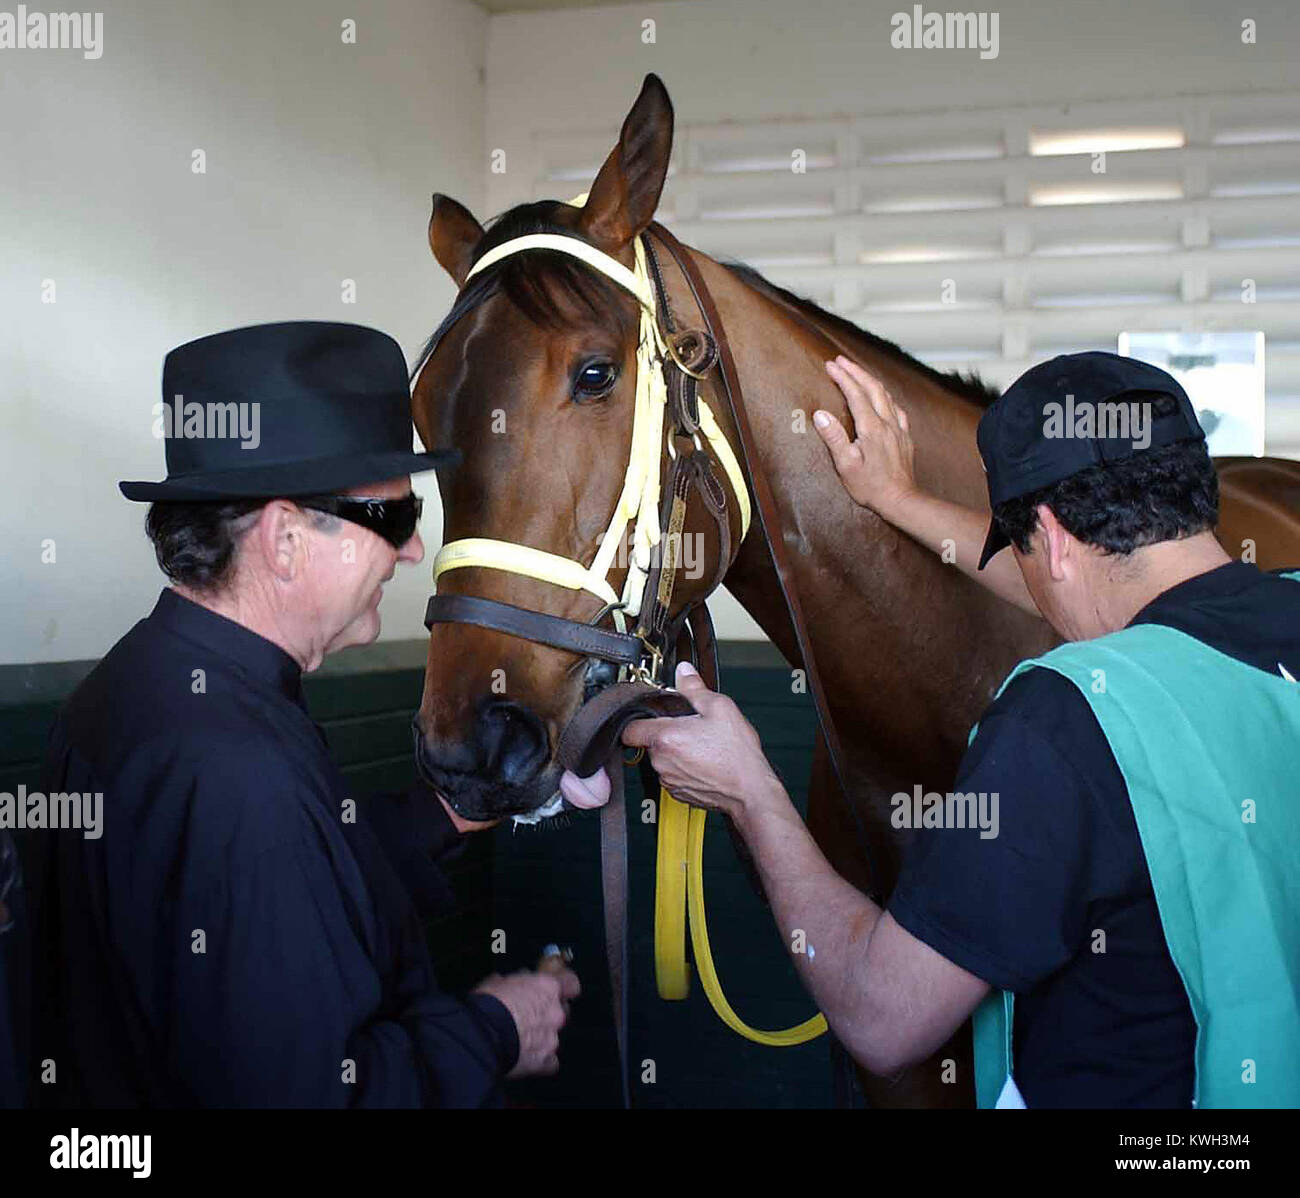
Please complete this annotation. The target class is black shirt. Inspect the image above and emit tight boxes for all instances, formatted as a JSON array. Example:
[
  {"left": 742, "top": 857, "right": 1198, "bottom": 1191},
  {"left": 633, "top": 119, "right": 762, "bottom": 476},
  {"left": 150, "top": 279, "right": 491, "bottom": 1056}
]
[
  {"left": 0, "top": 830, "right": 24, "bottom": 1108},
  {"left": 889, "top": 562, "right": 1300, "bottom": 1108},
  {"left": 26, "top": 588, "right": 518, "bottom": 1107}
]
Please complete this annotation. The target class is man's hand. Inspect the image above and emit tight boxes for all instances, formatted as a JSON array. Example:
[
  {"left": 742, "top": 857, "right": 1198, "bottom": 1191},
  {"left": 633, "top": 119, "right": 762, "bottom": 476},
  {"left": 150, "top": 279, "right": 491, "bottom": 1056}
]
[
  {"left": 618, "top": 662, "right": 789, "bottom": 824},
  {"left": 473, "top": 962, "right": 580, "bottom": 1077},
  {"left": 816, "top": 356, "right": 1040, "bottom": 615},
  {"left": 814, "top": 356, "right": 918, "bottom": 516},
  {"left": 558, "top": 766, "right": 612, "bottom": 810}
]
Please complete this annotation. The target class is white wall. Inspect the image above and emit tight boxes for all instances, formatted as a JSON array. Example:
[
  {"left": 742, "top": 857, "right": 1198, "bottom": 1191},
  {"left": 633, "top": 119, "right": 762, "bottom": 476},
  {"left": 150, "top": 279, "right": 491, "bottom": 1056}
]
[
  {"left": 5, "top": 0, "right": 1299, "bottom": 663},
  {"left": 0, "top": 0, "right": 487, "bottom": 665},
  {"left": 485, "top": 0, "right": 1300, "bottom": 150}
]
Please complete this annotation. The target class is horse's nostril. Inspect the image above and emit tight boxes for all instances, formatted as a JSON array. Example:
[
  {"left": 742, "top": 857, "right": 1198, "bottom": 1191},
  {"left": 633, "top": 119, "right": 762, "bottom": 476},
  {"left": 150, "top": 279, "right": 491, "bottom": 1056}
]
[{"left": 480, "top": 699, "right": 549, "bottom": 785}]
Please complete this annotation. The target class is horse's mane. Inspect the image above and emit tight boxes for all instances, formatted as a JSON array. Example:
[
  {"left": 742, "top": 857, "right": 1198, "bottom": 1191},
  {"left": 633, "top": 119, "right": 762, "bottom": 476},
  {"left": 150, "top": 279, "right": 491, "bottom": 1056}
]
[
  {"left": 414, "top": 200, "right": 999, "bottom": 409},
  {"left": 720, "top": 262, "right": 1000, "bottom": 409}
]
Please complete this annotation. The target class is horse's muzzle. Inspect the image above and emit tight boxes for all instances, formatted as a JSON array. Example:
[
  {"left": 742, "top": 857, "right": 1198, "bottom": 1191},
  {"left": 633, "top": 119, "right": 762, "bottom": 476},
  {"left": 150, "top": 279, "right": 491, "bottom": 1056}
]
[{"left": 411, "top": 702, "right": 558, "bottom": 820}]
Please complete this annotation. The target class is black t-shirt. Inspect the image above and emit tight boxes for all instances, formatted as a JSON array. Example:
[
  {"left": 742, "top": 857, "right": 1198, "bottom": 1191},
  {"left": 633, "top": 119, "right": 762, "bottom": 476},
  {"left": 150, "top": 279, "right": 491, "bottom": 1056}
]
[{"left": 888, "top": 562, "right": 1300, "bottom": 1108}]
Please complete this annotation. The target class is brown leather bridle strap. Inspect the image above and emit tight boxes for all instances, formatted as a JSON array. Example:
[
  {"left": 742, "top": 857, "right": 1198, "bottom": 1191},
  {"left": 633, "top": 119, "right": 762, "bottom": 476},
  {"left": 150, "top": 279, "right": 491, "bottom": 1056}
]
[
  {"left": 557, "top": 682, "right": 696, "bottom": 778},
  {"left": 645, "top": 221, "right": 881, "bottom": 900},
  {"left": 424, "top": 593, "right": 643, "bottom": 665},
  {"left": 555, "top": 679, "right": 696, "bottom": 1109},
  {"left": 635, "top": 449, "right": 732, "bottom": 647},
  {"left": 599, "top": 766, "right": 629, "bottom": 1107}
]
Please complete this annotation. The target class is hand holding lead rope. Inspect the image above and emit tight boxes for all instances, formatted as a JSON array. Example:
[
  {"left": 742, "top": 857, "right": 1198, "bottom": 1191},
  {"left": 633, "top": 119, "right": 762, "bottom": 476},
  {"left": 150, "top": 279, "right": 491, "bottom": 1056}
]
[
  {"left": 603, "top": 662, "right": 829, "bottom": 1046},
  {"left": 620, "top": 662, "right": 783, "bottom": 824}
]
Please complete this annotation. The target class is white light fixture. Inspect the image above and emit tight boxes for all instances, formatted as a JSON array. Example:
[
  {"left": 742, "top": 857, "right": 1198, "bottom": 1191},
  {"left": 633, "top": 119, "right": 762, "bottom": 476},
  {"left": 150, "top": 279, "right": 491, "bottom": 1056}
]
[
  {"left": 859, "top": 246, "right": 996, "bottom": 264},
  {"left": 1030, "top": 181, "right": 1183, "bottom": 206},
  {"left": 866, "top": 194, "right": 1002, "bottom": 214},
  {"left": 1033, "top": 239, "right": 1178, "bottom": 257},
  {"left": 705, "top": 153, "right": 836, "bottom": 174},
  {"left": 1212, "top": 126, "right": 1300, "bottom": 146},
  {"left": 1029, "top": 127, "right": 1185, "bottom": 156}
]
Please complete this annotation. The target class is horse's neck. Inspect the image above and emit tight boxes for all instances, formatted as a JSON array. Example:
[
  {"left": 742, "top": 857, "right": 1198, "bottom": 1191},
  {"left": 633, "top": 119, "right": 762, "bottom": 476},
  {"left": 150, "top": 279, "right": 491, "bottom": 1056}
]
[
  {"left": 731, "top": 268, "right": 992, "bottom": 510},
  {"left": 693, "top": 254, "right": 1053, "bottom": 785}
]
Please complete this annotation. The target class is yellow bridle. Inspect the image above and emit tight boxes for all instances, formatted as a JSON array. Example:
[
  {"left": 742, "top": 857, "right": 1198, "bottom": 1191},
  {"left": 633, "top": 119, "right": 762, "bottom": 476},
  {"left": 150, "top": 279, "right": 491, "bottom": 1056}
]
[
  {"left": 430, "top": 203, "right": 751, "bottom": 635},
  {"left": 423, "top": 202, "right": 826, "bottom": 1049}
]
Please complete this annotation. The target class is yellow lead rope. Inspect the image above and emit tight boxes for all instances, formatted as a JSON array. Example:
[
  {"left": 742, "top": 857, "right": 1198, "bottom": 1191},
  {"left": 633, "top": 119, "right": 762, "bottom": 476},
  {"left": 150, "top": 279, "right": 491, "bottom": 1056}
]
[{"left": 655, "top": 787, "right": 828, "bottom": 1045}]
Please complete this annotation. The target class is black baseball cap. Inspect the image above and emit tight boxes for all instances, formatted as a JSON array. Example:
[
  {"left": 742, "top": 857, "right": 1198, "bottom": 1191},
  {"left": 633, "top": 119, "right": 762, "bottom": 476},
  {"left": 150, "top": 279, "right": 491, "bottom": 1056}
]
[{"left": 976, "top": 351, "right": 1205, "bottom": 568}]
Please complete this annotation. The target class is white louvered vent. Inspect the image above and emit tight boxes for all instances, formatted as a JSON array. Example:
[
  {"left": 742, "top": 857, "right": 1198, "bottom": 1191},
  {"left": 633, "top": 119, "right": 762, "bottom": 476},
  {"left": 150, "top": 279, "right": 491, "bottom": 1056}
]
[{"left": 521, "top": 90, "right": 1300, "bottom": 456}]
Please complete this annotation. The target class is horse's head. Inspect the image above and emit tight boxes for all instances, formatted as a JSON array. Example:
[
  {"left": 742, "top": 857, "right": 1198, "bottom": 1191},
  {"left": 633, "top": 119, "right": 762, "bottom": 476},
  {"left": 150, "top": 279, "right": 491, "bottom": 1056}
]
[{"left": 410, "top": 74, "right": 746, "bottom": 822}]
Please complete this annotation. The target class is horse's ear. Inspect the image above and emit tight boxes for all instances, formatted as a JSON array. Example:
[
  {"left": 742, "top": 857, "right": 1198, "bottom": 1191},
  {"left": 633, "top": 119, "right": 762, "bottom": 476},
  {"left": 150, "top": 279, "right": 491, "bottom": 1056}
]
[
  {"left": 428, "top": 194, "right": 485, "bottom": 288},
  {"left": 578, "top": 73, "right": 674, "bottom": 253}
]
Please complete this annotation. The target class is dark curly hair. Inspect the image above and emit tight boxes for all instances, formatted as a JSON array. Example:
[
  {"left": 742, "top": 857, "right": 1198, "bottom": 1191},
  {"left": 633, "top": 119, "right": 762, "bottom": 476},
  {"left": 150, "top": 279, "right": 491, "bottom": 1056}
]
[
  {"left": 992, "top": 438, "right": 1219, "bottom": 559},
  {"left": 145, "top": 500, "right": 267, "bottom": 591}
]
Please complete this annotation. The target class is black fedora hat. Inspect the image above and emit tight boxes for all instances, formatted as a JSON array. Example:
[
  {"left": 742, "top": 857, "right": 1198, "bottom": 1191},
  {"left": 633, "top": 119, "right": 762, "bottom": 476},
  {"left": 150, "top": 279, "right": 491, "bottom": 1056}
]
[{"left": 119, "top": 321, "right": 458, "bottom": 502}]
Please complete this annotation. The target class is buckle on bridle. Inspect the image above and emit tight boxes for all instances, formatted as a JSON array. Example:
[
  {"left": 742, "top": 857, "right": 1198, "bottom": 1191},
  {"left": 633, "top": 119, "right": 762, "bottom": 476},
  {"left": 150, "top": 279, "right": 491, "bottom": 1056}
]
[
  {"left": 631, "top": 636, "right": 664, "bottom": 687},
  {"left": 666, "top": 429, "right": 704, "bottom": 461},
  {"left": 663, "top": 329, "right": 716, "bottom": 381}
]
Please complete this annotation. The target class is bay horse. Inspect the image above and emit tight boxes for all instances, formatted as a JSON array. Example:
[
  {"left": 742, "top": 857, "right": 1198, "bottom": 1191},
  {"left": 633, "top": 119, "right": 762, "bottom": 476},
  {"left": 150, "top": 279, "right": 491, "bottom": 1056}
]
[{"left": 409, "top": 73, "right": 1300, "bottom": 1108}]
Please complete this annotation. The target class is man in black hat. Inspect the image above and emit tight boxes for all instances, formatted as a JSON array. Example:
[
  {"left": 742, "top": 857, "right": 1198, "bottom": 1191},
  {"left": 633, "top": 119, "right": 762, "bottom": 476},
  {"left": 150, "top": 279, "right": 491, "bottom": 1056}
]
[
  {"left": 619, "top": 350, "right": 1300, "bottom": 1109},
  {"left": 25, "top": 321, "right": 577, "bottom": 1107}
]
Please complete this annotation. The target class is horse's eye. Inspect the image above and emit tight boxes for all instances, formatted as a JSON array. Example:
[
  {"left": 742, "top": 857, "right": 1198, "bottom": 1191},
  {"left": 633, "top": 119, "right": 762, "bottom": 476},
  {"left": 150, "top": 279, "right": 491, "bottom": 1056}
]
[{"left": 573, "top": 359, "right": 619, "bottom": 402}]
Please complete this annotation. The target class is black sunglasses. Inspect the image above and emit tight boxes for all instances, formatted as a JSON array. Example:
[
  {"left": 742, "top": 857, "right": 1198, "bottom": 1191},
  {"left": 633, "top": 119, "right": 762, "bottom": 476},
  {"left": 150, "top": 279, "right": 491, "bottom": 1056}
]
[{"left": 294, "top": 493, "right": 423, "bottom": 548}]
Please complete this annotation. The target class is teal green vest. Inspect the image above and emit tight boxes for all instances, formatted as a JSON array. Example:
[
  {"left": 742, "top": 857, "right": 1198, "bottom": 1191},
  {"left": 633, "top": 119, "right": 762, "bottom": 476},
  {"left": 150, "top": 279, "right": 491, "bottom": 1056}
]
[{"left": 971, "top": 572, "right": 1300, "bottom": 1109}]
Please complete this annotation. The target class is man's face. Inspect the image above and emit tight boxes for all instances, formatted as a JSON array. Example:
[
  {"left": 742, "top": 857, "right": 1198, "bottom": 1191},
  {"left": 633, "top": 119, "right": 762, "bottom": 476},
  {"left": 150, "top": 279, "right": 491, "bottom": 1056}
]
[
  {"left": 305, "top": 476, "right": 425, "bottom": 654},
  {"left": 1012, "top": 535, "right": 1061, "bottom": 631},
  {"left": 1011, "top": 509, "right": 1108, "bottom": 643}
]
